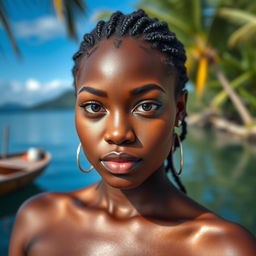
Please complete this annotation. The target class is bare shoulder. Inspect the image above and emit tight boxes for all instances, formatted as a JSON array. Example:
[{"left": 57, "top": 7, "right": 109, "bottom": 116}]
[
  {"left": 13, "top": 191, "right": 72, "bottom": 226},
  {"left": 9, "top": 183, "right": 98, "bottom": 256},
  {"left": 189, "top": 213, "right": 256, "bottom": 256},
  {"left": 8, "top": 192, "right": 69, "bottom": 255}
]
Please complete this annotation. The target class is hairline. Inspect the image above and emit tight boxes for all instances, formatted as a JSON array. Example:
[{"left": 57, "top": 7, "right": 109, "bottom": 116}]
[{"left": 74, "top": 36, "right": 178, "bottom": 95}]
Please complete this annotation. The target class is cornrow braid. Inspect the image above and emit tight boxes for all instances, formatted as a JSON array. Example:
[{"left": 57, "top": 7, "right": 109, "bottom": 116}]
[
  {"left": 144, "top": 21, "right": 168, "bottom": 33},
  {"left": 72, "top": 9, "right": 189, "bottom": 193},
  {"left": 119, "top": 9, "right": 145, "bottom": 36},
  {"left": 129, "top": 17, "right": 152, "bottom": 36},
  {"left": 105, "top": 11, "right": 123, "bottom": 38},
  {"left": 95, "top": 20, "right": 105, "bottom": 39}
]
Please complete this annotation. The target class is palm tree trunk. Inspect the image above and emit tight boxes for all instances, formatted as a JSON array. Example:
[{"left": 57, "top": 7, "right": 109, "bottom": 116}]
[{"left": 212, "top": 64, "right": 254, "bottom": 126}]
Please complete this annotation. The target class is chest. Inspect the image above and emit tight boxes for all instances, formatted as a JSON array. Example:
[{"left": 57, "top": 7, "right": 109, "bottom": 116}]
[{"left": 27, "top": 217, "right": 191, "bottom": 256}]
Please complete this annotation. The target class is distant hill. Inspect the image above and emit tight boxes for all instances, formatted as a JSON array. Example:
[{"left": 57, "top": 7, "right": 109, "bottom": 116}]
[
  {"left": 32, "top": 90, "right": 76, "bottom": 109},
  {"left": 0, "top": 103, "right": 27, "bottom": 112}
]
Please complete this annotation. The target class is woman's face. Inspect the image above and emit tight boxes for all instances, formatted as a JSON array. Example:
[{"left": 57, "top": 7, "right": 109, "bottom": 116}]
[{"left": 75, "top": 37, "right": 186, "bottom": 189}]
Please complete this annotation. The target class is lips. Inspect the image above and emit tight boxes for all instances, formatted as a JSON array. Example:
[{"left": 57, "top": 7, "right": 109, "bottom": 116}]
[{"left": 100, "top": 152, "right": 142, "bottom": 174}]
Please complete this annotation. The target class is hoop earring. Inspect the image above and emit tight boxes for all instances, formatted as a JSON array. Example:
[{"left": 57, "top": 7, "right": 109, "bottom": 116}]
[
  {"left": 76, "top": 143, "right": 94, "bottom": 173},
  {"left": 171, "top": 133, "right": 184, "bottom": 176}
]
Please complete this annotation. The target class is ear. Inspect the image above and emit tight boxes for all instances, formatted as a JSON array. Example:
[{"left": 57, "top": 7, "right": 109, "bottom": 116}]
[{"left": 175, "top": 90, "right": 188, "bottom": 127}]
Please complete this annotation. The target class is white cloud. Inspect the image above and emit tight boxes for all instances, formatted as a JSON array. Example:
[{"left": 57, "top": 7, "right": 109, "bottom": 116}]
[
  {"left": 0, "top": 78, "right": 72, "bottom": 106},
  {"left": 14, "top": 16, "right": 65, "bottom": 41},
  {"left": 43, "top": 79, "right": 70, "bottom": 92},
  {"left": 26, "top": 79, "right": 41, "bottom": 91}
]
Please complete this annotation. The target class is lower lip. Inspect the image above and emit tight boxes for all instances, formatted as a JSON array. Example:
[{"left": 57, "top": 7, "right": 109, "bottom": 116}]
[{"left": 100, "top": 160, "right": 141, "bottom": 174}]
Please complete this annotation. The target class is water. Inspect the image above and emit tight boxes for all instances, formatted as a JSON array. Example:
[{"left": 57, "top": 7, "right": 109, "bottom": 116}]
[{"left": 0, "top": 110, "right": 255, "bottom": 254}]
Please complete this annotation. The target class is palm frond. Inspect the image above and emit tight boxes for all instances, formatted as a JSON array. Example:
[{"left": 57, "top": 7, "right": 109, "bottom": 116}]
[
  {"left": 210, "top": 71, "right": 252, "bottom": 108},
  {"left": 53, "top": 0, "right": 86, "bottom": 40},
  {"left": 92, "top": 10, "right": 113, "bottom": 21},
  {"left": 136, "top": 5, "right": 192, "bottom": 37},
  {"left": 0, "top": 1, "right": 21, "bottom": 57},
  {"left": 218, "top": 8, "right": 256, "bottom": 25},
  {"left": 53, "top": 0, "right": 64, "bottom": 19},
  {"left": 192, "top": 0, "right": 202, "bottom": 32},
  {"left": 228, "top": 22, "right": 256, "bottom": 47},
  {"left": 196, "top": 57, "right": 208, "bottom": 98}
]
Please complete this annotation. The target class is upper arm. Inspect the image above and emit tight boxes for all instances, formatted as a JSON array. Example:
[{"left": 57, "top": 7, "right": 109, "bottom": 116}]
[{"left": 9, "top": 199, "right": 37, "bottom": 256}]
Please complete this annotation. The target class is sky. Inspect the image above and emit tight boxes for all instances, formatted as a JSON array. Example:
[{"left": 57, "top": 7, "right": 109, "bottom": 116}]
[{"left": 0, "top": 0, "right": 138, "bottom": 106}]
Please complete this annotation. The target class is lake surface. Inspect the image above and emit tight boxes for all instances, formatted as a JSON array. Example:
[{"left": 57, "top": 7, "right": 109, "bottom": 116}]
[{"left": 0, "top": 109, "right": 255, "bottom": 254}]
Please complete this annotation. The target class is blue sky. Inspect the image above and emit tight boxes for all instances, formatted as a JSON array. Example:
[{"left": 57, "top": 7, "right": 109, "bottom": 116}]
[{"left": 0, "top": 0, "right": 138, "bottom": 106}]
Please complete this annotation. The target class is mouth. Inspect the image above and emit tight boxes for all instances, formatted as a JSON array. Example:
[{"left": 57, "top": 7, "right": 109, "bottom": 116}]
[{"left": 100, "top": 152, "right": 142, "bottom": 174}]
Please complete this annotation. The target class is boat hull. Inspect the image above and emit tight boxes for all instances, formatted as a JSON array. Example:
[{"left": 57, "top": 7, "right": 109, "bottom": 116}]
[{"left": 0, "top": 152, "right": 51, "bottom": 196}]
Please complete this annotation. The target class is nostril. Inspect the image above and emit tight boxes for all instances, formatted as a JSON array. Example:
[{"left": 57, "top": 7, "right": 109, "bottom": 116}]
[
  {"left": 104, "top": 129, "right": 136, "bottom": 145},
  {"left": 105, "top": 137, "right": 133, "bottom": 146}
]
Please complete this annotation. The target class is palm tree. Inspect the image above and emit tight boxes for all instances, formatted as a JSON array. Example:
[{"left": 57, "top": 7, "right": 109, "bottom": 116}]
[
  {"left": 0, "top": 0, "right": 86, "bottom": 57},
  {"left": 138, "top": 0, "right": 254, "bottom": 126},
  {"left": 209, "top": 6, "right": 256, "bottom": 116},
  {"left": 218, "top": 7, "right": 256, "bottom": 47},
  {"left": 210, "top": 44, "right": 256, "bottom": 115}
]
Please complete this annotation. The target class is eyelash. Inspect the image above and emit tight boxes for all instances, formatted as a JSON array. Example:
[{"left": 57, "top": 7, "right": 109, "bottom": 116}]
[
  {"left": 132, "top": 102, "right": 161, "bottom": 113},
  {"left": 80, "top": 101, "right": 106, "bottom": 114},
  {"left": 79, "top": 100, "right": 162, "bottom": 115}
]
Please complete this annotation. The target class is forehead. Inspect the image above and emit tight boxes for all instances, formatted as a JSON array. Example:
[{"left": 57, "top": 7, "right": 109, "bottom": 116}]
[{"left": 76, "top": 37, "right": 176, "bottom": 91}]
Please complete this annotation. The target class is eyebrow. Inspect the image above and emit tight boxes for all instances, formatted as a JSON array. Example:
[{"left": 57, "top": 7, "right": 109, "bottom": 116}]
[
  {"left": 78, "top": 86, "right": 107, "bottom": 97},
  {"left": 78, "top": 83, "right": 166, "bottom": 97},
  {"left": 131, "top": 84, "right": 166, "bottom": 95}
]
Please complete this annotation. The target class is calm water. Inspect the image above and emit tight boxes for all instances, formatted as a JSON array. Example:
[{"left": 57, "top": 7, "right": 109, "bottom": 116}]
[{"left": 0, "top": 110, "right": 255, "bottom": 254}]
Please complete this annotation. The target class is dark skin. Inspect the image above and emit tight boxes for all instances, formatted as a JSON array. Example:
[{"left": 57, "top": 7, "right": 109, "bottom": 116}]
[{"left": 9, "top": 37, "right": 256, "bottom": 256}]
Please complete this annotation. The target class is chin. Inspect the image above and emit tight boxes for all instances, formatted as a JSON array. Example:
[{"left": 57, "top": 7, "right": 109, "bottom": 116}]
[{"left": 101, "top": 174, "right": 145, "bottom": 190}]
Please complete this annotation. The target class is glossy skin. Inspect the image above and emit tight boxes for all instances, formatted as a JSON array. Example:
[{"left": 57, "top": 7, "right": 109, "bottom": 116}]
[{"left": 9, "top": 37, "right": 256, "bottom": 256}]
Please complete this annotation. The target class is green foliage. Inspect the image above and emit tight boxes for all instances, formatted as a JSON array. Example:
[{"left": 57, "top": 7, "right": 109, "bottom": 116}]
[{"left": 137, "top": 0, "right": 256, "bottom": 118}]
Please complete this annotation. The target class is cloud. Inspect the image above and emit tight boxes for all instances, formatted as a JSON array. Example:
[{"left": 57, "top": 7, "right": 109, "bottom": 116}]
[
  {"left": 26, "top": 79, "right": 41, "bottom": 91},
  {"left": 14, "top": 16, "right": 65, "bottom": 41},
  {"left": 0, "top": 78, "right": 72, "bottom": 106}
]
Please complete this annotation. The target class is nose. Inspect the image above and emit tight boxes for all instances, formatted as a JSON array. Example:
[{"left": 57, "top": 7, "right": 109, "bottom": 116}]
[{"left": 104, "top": 111, "right": 136, "bottom": 145}]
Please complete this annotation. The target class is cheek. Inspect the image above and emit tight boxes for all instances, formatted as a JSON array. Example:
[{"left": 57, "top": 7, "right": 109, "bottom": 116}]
[
  {"left": 134, "top": 110, "right": 175, "bottom": 165},
  {"left": 138, "top": 119, "right": 173, "bottom": 158},
  {"left": 75, "top": 108, "right": 104, "bottom": 162}
]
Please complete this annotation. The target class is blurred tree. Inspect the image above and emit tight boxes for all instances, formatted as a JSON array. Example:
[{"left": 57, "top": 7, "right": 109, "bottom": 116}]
[
  {"left": 0, "top": 0, "right": 86, "bottom": 57},
  {"left": 137, "top": 0, "right": 254, "bottom": 126},
  {"left": 211, "top": 44, "right": 256, "bottom": 116},
  {"left": 218, "top": 8, "right": 256, "bottom": 47}
]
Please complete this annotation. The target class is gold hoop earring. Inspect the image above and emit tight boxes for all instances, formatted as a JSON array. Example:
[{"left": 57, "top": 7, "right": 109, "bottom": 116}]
[
  {"left": 76, "top": 143, "right": 94, "bottom": 173},
  {"left": 171, "top": 133, "right": 184, "bottom": 176}
]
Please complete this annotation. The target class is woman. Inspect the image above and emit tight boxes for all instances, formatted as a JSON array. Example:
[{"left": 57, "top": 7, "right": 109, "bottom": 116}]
[{"left": 9, "top": 9, "right": 256, "bottom": 255}]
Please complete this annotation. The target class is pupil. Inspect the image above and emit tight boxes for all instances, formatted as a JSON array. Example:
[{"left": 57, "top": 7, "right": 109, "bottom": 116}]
[
  {"left": 142, "top": 103, "right": 152, "bottom": 111},
  {"left": 92, "top": 104, "right": 100, "bottom": 112}
]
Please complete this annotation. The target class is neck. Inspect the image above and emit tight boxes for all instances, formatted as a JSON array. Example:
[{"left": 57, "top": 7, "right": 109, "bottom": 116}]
[{"left": 96, "top": 165, "right": 179, "bottom": 219}]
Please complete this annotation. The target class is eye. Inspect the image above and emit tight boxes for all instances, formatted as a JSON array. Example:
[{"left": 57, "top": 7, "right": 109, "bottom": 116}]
[
  {"left": 133, "top": 102, "right": 161, "bottom": 113},
  {"left": 80, "top": 102, "right": 106, "bottom": 114}
]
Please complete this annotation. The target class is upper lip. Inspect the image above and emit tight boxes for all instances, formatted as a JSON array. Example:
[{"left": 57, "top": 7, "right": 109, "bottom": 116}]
[{"left": 100, "top": 152, "right": 141, "bottom": 162}]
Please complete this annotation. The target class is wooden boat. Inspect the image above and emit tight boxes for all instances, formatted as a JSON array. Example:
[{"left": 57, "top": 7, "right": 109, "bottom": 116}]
[{"left": 0, "top": 151, "right": 51, "bottom": 196}]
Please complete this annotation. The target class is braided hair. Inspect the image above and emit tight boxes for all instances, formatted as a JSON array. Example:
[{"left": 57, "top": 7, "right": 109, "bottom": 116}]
[{"left": 72, "top": 9, "right": 188, "bottom": 193}]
